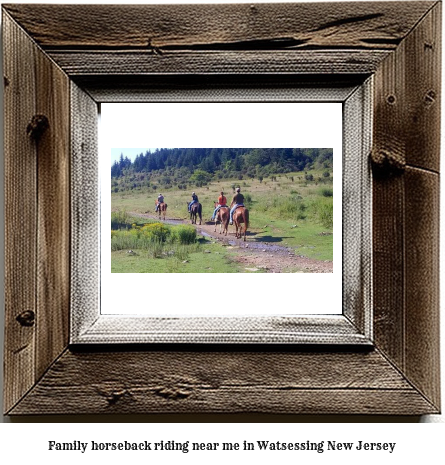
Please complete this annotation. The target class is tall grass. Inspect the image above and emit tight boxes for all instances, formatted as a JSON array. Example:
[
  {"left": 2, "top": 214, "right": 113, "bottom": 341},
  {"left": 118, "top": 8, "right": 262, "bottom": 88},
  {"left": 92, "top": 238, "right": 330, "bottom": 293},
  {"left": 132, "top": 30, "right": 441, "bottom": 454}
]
[
  {"left": 111, "top": 210, "right": 132, "bottom": 229},
  {"left": 308, "top": 197, "right": 333, "bottom": 229},
  {"left": 256, "top": 196, "right": 307, "bottom": 221},
  {"left": 170, "top": 225, "right": 197, "bottom": 244},
  {"left": 111, "top": 222, "right": 198, "bottom": 260}
]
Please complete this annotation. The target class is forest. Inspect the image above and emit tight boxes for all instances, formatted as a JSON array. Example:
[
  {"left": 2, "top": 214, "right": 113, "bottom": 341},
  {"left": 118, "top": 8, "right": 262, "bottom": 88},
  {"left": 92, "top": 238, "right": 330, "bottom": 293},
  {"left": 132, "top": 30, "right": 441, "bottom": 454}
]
[{"left": 111, "top": 148, "right": 333, "bottom": 193}]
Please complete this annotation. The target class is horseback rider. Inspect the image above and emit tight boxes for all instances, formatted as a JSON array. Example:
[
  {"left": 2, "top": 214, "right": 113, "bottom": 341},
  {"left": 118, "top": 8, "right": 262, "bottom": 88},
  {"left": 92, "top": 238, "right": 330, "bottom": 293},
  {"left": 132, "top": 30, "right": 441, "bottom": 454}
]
[
  {"left": 211, "top": 191, "right": 227, "bottom": 220},
  {"left": 155, "top": 193, "right": 164, "bottom": 212},
  {"left": 188, "top": 192, "right": 199, "bottom": 212},
  {"left": 229, "top": 187, "right": 244, "bottom": 225}
]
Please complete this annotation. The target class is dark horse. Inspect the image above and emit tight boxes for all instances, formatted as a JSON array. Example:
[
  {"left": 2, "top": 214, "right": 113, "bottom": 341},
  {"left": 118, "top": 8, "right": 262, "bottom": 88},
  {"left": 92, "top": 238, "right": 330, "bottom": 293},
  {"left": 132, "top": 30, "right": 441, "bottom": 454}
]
[
  {"left": 214, "top": 203, "right": 229, "bottom": 236},
  {"left": 190, "top": 202, "right": 202, "bottom": 225},
  {"left": 231, "top": 204, "right": 249, "bottom": 241},
  {"left": 155, "top": 200, "right": 167, "bottom": 220}
]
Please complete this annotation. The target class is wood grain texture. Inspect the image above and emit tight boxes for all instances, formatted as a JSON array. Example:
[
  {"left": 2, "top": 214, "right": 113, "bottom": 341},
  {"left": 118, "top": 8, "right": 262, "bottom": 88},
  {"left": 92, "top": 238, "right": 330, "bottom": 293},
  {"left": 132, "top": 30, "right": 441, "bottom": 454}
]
[
  {"left": 404, "top": 168, "right": 440, "bottom": 409},
  {"left": 371, "top": 1, "right": 440, "bottom": 172},
  {"left": 8, "top": 349, "right": 437, "bottom": 415},
  {"left": 2, "top": 2, "right": 435, "bottom": 50},
  {"left": 372, "top": 14, "right": 412, "bottom": 370},
  {"left": 35, "top": 41, "right": 71, "bottom": 381},
  {"left": 3, "top": 12, "right": 37, "bottom": 414},
  {"left": 371, "top": 3, "right": 441, "bottom": 411},
  {"left": 342, "top": 81, "right": 372, "bottom": 336},
  {"left": 76, "top": 75, "right": 364, "bottom": 103},
  {"left": 47, "top": 50, "right": 391, "bottom": 77},
  {"left": 372, "top": 174, "right": 405, "bottom": 369},
  {"left": 70, "top": 83, "right": 99, "bottom": 339},
  {"left": 74, "top": 316, "right": 370, "bottom": 345},
  {"left": 404, "top": 2, "right": 441, "bottom": 172}
]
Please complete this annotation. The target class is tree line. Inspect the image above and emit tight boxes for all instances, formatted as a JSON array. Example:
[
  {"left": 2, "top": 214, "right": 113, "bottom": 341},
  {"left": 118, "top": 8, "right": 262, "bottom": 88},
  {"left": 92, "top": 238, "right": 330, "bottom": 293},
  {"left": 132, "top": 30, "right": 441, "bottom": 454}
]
[{"left": 111, "top": 148, "right": 333, "bottom": 192}]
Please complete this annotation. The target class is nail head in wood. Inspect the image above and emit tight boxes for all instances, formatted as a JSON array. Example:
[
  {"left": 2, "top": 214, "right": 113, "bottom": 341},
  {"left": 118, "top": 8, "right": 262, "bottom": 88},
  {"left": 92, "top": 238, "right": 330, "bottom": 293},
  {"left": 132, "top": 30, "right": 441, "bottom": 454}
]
[{"left": 424, "top": 90, "right": 436, "bottom": 105}]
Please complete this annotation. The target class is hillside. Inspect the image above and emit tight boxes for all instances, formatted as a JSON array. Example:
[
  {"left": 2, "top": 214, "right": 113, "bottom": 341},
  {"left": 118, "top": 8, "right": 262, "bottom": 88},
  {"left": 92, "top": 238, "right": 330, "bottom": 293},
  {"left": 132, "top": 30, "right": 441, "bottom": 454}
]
[{"left": 111, "top": 147, "right": 333, "bottom": 193}]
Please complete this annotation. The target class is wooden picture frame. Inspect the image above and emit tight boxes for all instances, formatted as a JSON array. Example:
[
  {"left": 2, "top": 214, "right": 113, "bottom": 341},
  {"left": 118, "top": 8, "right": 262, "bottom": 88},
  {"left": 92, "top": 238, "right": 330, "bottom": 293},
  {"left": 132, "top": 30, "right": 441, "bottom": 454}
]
[{"left": 3, "top": 2, "right": 440, "bottom": 415}]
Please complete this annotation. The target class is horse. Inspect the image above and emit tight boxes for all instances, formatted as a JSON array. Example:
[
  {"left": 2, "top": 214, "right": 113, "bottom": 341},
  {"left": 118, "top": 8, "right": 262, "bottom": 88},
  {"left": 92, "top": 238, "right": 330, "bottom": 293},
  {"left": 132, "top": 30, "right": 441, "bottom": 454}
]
[
  {"left": 155, "top": 200, "right": 167, "bottom": 220},
  {"left": 231, "top": 204, "right": 249, "bottom": 241},
  {"left": 189, "top": 202, "right": 202, "bottom": 225},
  {"left": 213, "top": 203, "right": 229, "bottom": 235}
]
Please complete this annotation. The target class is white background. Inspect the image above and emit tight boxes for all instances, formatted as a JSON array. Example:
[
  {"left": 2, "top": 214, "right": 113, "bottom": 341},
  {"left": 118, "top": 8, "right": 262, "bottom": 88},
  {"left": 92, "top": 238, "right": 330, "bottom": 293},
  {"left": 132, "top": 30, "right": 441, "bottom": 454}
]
[
  {"left": 101, "top": 102, "right": 342, "bottom": 316},
  {"left": 0, "top": 0, "right": 444, "bottom": 461}
]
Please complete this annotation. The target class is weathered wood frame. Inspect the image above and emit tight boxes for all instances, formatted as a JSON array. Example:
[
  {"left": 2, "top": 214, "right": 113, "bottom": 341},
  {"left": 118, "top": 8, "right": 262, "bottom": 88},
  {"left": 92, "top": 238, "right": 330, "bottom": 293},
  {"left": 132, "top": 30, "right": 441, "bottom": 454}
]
[
  {"left": 3, "top": 2, "right": 441, "bottom": 415},
  {"left": 71, "top": 82, "right": 372, "bottom": 346}
]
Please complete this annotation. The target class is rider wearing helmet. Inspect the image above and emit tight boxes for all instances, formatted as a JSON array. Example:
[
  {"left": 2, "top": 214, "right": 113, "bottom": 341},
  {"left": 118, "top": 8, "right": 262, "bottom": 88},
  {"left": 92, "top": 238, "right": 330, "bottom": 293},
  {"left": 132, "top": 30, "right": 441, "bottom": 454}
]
[
  {"left": 188, "top": 192, "right": 199, "bottom": 212},
  {"left": 229, "top": 187, "right": 244, "bottom": 225}
]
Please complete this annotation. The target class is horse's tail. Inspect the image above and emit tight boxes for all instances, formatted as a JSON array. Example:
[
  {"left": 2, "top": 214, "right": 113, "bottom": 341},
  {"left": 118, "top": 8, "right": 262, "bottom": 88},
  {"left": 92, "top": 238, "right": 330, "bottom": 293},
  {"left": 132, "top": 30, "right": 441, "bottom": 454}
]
[{"left": 244, "top": 208, "right": 249, "bottom": 229}]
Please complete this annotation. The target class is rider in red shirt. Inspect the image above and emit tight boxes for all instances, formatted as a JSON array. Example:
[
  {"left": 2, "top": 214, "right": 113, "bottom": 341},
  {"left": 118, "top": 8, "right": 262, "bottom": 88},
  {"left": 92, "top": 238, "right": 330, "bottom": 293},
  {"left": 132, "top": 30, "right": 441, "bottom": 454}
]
[
  {"left": 218, "top": 193, "right": 227, "bottom": 206},
  {"left": 211, "top": 191, "right": 227, "bottom": 220}
]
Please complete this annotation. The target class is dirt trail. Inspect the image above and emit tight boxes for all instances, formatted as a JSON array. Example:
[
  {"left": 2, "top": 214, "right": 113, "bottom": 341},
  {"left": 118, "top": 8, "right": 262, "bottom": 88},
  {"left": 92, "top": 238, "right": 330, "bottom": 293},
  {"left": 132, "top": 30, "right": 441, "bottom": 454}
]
[{"left": 132, "top": 211, "right": 333, "bottom": 273}]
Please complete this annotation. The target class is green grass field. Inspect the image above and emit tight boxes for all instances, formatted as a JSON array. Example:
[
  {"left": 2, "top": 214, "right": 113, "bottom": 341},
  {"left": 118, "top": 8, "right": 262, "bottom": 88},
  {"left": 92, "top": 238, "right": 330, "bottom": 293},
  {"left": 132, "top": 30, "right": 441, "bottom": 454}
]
[
  {"left": 111, "top": 238, "right": 241, "bottom": 273},
  {"left": 111, "top": 170, "right": 334, "bottom": 266}
]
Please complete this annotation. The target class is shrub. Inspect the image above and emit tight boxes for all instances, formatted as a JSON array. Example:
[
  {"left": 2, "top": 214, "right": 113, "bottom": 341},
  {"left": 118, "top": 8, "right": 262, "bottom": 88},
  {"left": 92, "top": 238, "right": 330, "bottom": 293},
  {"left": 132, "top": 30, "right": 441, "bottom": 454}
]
[
  {"left": 170, "top": 225, "right": 197, "bottom": 245},
  {"left": 319, "top": 187, "right": 333, "bottom": 197},
  {"left": 140, "top": 223, "right": 171, "bottom": 242}
]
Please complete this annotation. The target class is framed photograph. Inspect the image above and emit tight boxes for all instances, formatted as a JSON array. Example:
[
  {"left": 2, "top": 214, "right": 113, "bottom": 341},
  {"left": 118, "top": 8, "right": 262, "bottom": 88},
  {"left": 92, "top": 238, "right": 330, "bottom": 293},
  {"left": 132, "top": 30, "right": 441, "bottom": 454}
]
[{"left": 3, "top": 2, "right": 440, "bottom": 415}]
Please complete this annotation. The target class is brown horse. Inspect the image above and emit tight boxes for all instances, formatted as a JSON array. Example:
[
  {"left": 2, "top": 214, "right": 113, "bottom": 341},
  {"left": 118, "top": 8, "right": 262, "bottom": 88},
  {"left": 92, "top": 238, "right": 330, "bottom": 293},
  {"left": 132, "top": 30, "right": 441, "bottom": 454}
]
[
  {"left": 190, "top": 202, "right": 202, "bottom": 225},
  {"left": 213, "top": 203, "right": 229, "bottom": 235},
  {"left": 231, "top": 204, "right": 249, "bottom": 241},
  {"left": 155, "top": 200, "right": 167, "bottom": 220}
]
